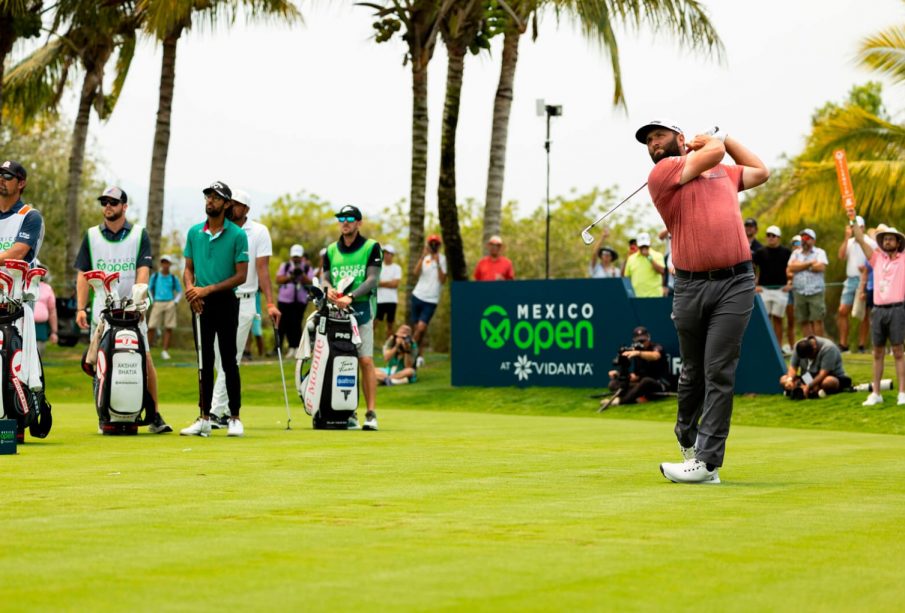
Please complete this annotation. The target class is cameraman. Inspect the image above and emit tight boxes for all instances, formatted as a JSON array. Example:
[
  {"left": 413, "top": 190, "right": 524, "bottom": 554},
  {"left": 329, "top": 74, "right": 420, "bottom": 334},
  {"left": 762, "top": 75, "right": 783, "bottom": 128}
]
[
  {"left": 376, "top": 324, "right": 418, "bottom": 386},
  {"left": 780, "top": 336, "right": 851, "bottom": 399},
  {"left": 275, "top": 243, "right": 311, "bottom": 357},
  {"left": 605, "top": 326, "right": 669, "bottom": 406}
]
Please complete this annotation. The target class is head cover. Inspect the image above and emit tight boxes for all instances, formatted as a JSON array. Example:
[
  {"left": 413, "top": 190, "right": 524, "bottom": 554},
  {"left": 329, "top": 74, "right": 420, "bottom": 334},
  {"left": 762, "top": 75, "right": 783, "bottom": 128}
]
[
  {"left": 203, "top": 181, "right": 232, "bottom": 201},
  {"left": 383, "top": 244, "right": 396, "bottom": 254},
  {"left": 99, "top": 186, "right": 127, "bottom": 204},
  {"left": 744, "top": 218, "right": 758, "bottom": 227},
  {"left": 231, "top": 189, "right": 251, "bottom": 208},
  {"left": 598, "top": 246, "right": 618, "bottom": 261},
  {"left": 290, "top": 244, "right": 304, "bottom": 257},
  {"left": 336, "top": 204, "right": 362, "bottom": 220},
  {"left": 0, "top": 160, "right": 26, "bottom": 180},
  {"left": 791, "top": 235, "right": 801, "bottom": 244},
  {"left": 487, "top": 235, "right": 503, "bottom": 246},
  {"left": 635, "top": 119, "right": 683, "bottom": 144},
  {"left": 801, "top": 228, "right": 817, "bottom": 240},
  {"left": 766, "top": 225, "right": 782, "bottom": 237},
  {"left": 636, "top": 232, "right": 651, "bottom": 248},
  {"left": 427, "top": 234, "right": 442, "bottom": 244},
  {"left": 632, "top": 326, "right": 650, "bottom": 340},
  {"left": 876, "top": 226, "right": 905, "bottom": 253},
  {"left": 160, "top": 254, "right": 172, "bottom": 263}
]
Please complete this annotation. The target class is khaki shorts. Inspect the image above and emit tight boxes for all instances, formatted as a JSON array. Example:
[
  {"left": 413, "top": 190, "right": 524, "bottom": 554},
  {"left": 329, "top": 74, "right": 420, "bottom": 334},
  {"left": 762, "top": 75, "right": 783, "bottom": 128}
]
[
  {"left": 357, "top": 317, "right": 374, "bottom": 358},
  {"left": 760, "top": 288, "right": 789, "bottom": 319},
  {"left": 148, "top": 300, "right": 178, "bottom": 330},
  {"left": 794, "top": 292, "right": 826, "bottom": 323}
]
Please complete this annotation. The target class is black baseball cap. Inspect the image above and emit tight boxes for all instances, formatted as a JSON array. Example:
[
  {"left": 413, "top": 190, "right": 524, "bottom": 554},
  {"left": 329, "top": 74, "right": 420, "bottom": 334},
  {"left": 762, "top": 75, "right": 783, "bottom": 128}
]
[
  {"left": 744, "top": 217, "right": 758, "bottom": 227},
  {"left": 0, "top": 160, "right": 26, "bottom": 180},
  {"left": 202, "top": 181, "right": 232, "bottom": 200},
  {"left": 632, "top": 326, "right": 650, "bottom": 340},
  {"left": 336, "top": 205, "right": 362, "bottom": 221}
]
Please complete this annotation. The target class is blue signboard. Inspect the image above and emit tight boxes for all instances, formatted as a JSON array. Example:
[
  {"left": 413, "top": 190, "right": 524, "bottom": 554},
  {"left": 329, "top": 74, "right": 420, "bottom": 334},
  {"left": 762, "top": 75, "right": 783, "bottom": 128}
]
[{"left": 451, "top": 278, "right": 784, "bottom": 394}]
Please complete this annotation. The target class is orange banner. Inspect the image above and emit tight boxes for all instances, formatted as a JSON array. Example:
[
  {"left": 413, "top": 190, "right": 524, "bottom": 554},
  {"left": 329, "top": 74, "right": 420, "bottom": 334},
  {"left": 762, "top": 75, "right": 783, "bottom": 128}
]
[{"left": 833, "top": 149, "right": 856, "bottom": 211}]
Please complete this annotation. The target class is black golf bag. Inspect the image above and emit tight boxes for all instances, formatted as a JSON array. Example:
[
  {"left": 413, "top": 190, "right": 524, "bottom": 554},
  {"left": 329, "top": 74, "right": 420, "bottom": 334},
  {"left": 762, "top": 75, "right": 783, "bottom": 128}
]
[
  {"left": 296, "top": 304, "right": 361, "bottom": 430},
  {"left": 86, "top": 308, "right": 155, "bottom": 435},
  {"left": 0, "top": 304, "right": 52, "bottom": 442}
]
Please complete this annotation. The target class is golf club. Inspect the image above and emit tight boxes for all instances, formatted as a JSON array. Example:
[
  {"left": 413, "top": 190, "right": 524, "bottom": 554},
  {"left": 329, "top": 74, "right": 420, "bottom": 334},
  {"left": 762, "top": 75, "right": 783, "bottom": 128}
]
[
  {"left": 192, "top": 310, "right": 205, "bottom": 418},
  {"left": 84, "top": 270, "right": 109, "bottom": 314},
  {"left": 0, "top": 270, "right": 13, "bottom": 304},
  {"left": 23, "top": 267, "right": 47, "bottom": 303},
  {"left": 103, "top": 272, "right": 121, "bottom": 309},
  {"left": 580, "top": 126, "right": 720, "bottom": 244},
  {"left": 4, "top": 259, "right": 28, "bottom": 302},
  {"left": 273, "top": 323, "right": 292, "bottom": 430}
]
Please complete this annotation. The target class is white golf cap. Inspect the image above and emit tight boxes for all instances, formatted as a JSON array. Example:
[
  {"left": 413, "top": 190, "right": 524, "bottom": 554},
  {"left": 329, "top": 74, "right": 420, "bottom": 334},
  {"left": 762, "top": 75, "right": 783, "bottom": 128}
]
[
  {"left": 231, "top": 189, "right": 252, "bottom": 207},
  {"left": 766, "top": 225, "right": 782, "bottom": 237},
  {"left": 488, "top": 235, "right": 503, "bottom": 245},
  {"left": 160, "top": 254, "right": 173, "bottom": 263},
  {"left": 383, "top": 244, "right": 396, "bottom": 254},
  {"left": 636, "top": 232, "right": 651, "bottom": 247},
  {"left": 290, "top": 244, "right": 304, "bottom": 257},
  {"left": 635, "top": 119, "right": 684, "bottom": 143}
]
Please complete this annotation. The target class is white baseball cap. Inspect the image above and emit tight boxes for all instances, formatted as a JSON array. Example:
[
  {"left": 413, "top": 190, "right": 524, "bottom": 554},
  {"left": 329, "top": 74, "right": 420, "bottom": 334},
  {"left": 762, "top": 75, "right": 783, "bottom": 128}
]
[
  {"left": 636, "top": 232, "right": 651, "bottom": 247},
  {"left": 290, "top": 244, "right": 304, "bottom": 257},
  {"left": 383, "top": 244, "right": 396, "bottom": 254},
  {"left": 231, "top": 189, "right": 252, "bottom": 208},
  {"left": 766, "top": 225, "right": 782, "bottom": 237}
]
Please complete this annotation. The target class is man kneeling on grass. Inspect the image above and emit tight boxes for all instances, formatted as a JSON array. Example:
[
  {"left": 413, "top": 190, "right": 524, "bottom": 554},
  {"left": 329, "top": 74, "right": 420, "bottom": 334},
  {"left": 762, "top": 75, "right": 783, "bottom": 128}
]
[
  {"left": 780, "top": 336, "right": 852, "bottom": 399},
  {"left": 376, "top": 324, "right": 417, "bottom": 386}
]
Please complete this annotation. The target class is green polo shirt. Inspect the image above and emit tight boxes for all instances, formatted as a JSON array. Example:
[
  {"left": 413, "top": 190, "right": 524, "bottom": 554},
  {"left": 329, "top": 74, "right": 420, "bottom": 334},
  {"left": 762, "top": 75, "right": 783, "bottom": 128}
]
[{"left": 183, "top": 219, "right": 249, "bottom": 287}]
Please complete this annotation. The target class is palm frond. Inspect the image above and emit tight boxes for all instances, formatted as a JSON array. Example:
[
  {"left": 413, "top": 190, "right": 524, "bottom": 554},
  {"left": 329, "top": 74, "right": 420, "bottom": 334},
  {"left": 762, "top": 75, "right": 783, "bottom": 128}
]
[
  {"left": 98, "top": 30, "right": 136, "bottom": 120},
  {"left": 2, "top": 37, "right": 72, "bottom": 120},
  {"left": 800, "top": 106, "right": 905, "bottom": 162},
  {"left": 858, "top": 24, "right": 905, "bottom": 85}
]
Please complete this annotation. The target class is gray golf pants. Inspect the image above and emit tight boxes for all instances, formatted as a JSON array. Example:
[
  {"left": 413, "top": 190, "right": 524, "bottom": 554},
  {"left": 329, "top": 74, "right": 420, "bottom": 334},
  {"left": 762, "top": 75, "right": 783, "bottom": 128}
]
[{"left": 671, "top": 271, "right": 755, "bottom": 467}]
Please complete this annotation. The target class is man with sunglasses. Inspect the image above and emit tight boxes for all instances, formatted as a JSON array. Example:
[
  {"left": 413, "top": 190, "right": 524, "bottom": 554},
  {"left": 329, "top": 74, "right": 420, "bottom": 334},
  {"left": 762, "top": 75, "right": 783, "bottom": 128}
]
[
  {"left": 753, "top": 225, "right": 792, "bottom": 351},
  {"left": 74, "top": 185, "right": 171, "bottom": 434},
  {"left": 180, "top": 181, "right": 249, "bottom": 438},
  {"left": 322, "top": 205, "right": 382, "bottom": 430},
  {"left": 788, "top": 228, "right": 828, "bottom": 338}
]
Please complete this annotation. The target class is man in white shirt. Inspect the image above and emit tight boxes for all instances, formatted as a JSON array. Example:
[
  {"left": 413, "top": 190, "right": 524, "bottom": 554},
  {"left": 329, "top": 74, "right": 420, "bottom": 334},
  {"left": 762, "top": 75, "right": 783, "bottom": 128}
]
[
  {"left": 209, "top": 189, "right": 281, "bottom": 430},
  {"left": 411, "top": 234, "right": 447, "bottom": 366},
  {"left": 375, "top": 244, "right": 402, "bottom": 341},
  {"left": 836, "top": 216, "right": 875, "bottom": 352}
]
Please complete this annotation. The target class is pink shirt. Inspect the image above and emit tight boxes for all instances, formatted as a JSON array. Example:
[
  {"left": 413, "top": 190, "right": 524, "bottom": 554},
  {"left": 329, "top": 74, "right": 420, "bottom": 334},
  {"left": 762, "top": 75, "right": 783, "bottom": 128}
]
[
  {"left": 869, "top": 249, "right": 905, "bottom": 305},
  {"left": 648, "top": 157, "right": 749, "bottom": 272},
  {"left": 33, "top": 281, "right": 56, "bottom": 324}
]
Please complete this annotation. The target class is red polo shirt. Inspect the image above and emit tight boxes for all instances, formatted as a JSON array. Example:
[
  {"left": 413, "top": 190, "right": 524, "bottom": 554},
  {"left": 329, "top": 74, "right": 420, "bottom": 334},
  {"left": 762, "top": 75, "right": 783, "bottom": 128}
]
[{"left": 474, "top": 256, "right": 514, "bottom": 281}]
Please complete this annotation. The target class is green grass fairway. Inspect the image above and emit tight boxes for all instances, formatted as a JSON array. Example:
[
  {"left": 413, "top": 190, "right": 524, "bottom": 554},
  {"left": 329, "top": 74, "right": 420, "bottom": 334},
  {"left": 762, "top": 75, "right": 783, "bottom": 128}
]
[{"left": 4, "top": 395, "right": 905, "bottom": 610}]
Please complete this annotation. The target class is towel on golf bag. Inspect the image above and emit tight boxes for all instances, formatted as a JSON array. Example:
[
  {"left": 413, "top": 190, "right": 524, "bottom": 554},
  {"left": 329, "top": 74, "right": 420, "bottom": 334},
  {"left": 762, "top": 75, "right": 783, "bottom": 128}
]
[
  {"left": 0, "top": 304, "right": 51, "bottom": 438},
  {"left": 18, "top": 302, "right": 43, "bottom": 390}
]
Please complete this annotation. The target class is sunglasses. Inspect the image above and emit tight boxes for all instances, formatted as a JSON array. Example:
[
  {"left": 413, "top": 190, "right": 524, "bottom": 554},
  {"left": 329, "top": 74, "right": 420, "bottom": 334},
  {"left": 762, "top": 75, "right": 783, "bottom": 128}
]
[
  {"left": 337, "top": 216, "right": 357, "bottom": 223},
  {"left": 99, "top": 199, "right": 122, "bottom": 207},
  {"left": 766, "top": 233, "right": 778, "bottom": 238},
  {"left": 0, "top": 171, "right": 17, "bottom": 181}
]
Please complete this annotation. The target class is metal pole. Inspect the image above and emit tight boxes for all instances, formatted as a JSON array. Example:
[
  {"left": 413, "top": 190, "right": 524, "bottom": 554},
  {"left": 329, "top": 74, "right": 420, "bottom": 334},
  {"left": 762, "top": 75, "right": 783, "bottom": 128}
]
[{"left": 545, "top": 111, "right": 551, "bottom": 280}]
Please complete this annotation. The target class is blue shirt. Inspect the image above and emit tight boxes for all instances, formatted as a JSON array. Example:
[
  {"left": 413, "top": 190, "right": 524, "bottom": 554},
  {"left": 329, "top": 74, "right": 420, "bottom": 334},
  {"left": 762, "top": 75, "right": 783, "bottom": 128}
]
[{"left": 149, "top": 272, "right": 182, "bottom": 302}]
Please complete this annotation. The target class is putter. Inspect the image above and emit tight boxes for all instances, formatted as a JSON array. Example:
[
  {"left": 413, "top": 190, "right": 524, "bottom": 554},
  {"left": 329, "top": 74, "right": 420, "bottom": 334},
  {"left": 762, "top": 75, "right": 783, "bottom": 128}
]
[
  {"left": 581, "top": 126, "right": 720, "bottom": 244},
  {"left": 273, "top": 324, "right": 292, "bottom": 430}
]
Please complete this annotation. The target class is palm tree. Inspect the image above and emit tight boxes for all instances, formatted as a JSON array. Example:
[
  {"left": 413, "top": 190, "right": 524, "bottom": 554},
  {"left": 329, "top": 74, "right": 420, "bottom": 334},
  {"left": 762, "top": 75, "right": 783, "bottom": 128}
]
[
  {"left": 0, "top": 0, "right": 44, "bottom": 128},
  {"left": 481, "top": 0, "right": 723, "bottom": 245},
  {"left": 437, "top": 0, "right": 489, "bottom": 281},
  {"left": 3, "top": 0, "right": 139, "bottom": 288},
  {"left": 138, "top": 0, "right": 301, "bottom": 264},
  {"left": 362, "top": 0, "right": 456, "bottom": 293}
]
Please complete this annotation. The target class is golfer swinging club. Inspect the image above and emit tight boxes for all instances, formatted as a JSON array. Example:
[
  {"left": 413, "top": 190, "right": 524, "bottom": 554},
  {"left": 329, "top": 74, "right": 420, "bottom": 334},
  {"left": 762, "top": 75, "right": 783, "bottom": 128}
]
[{"left": 635, "top": 120, "right": 769, "bottom": 484}]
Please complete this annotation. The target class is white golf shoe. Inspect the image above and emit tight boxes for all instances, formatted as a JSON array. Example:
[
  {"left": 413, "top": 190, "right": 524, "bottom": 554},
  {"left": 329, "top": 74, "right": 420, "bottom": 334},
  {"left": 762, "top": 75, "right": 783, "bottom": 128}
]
[
  {"left": 362, "top": 411, "right": 378, "bottom": 431},
  {"left": 898, "top": 392, "right": 905, "bottom": 406},
  {"left": 863, "top": 393, "right": 884, "bottom": 407},
  {"left": 180, "top": 417, "right": 211, "bottom": 437},
  {"left": 227, "top": 417, "right": 244, "bottom": 437},
  {"left": 660, "top": 458, "right": 720, "bottom": 484}
]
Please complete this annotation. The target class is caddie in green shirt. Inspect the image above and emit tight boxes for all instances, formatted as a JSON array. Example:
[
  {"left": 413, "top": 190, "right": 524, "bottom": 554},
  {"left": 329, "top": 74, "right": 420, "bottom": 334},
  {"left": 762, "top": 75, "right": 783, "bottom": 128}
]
[
  {"left": 180, "top": 180, "right": 249, "bottom": 438},
  {"left": 323, "top": 204, "right": 383, "bottom": 431}
]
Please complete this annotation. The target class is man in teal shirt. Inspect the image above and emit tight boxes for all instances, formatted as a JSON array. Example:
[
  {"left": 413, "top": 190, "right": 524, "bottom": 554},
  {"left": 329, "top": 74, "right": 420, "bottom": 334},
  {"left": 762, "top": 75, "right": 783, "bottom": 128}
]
[
  {"left": 180, "top": 181, "right": 249, "bottom": 438},
  {"left": 323, "top": 205, "right": 382, "bottom": 430}
]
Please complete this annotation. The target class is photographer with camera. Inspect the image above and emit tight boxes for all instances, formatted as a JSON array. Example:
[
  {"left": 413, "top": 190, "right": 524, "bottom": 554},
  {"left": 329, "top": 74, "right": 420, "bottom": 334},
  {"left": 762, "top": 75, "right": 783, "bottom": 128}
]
[
  {"left": 275, "top": 243, "right": 311, "bottom": 358},
  {"left": 603, "top": 326, "right": 669, "bottom": 408},
  {"left": 376, "top": 324, "right": 418, "bottom": 386},
  {"left": 780, "top": 335, "right": 851, "bottom": 400}
]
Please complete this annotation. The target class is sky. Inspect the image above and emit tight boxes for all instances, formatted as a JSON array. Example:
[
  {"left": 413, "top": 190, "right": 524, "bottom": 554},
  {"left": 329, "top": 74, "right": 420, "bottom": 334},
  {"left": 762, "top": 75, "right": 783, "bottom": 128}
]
[{"left": 64, "top": 0, "right": 903, "bottom": 235}]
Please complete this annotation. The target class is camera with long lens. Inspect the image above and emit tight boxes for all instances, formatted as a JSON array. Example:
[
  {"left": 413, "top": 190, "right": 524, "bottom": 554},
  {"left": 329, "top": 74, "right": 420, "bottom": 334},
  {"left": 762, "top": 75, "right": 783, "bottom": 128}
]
[
  {"left": 291, "top": 267, "right": 304, "bottom": 280},
  {"left": 612, "top": 347, "right": 633, "bottom": 382}
]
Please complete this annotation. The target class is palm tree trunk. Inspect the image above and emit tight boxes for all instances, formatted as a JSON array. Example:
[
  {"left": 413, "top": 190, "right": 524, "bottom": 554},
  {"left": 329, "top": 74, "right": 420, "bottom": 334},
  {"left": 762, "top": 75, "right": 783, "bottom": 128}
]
[
  {"left": 437, "top": 43, "right": 468, "bottom": 281},
  {"left": 407, "top": 61, "right": 429, "bottom": 296},
  {"left": 146, "top": 27, "right": 182, "bottom": 265},
  {"left": 64, "top": 69, "right": 101, "bottom": 289},
  {"left": 482, "top": 29, "right": 521, "bottom": 247}
]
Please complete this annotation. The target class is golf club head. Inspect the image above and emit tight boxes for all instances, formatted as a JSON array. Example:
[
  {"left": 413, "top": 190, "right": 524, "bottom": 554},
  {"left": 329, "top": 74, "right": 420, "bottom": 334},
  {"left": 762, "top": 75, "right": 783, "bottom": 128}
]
[
  {"left": 0, "top": 270, "right": 13, "bottom": 301},
  {"left": 3, "top": 259, "right": 28, "bottom": 301},
  {"left": 23, "top": 267, "right": 47, "bottom": 301},
  {"left": 580, "top": 229, "right": 595, "bottom": 245},
  {"left": 103, "top": 272, "right": 121, "bottom": 307},
  {"left": 84, "top": 270, "right": 109, "bottom": 307},
  {"left": 306, "top": 284, "right": 325, "bottom": 303}
]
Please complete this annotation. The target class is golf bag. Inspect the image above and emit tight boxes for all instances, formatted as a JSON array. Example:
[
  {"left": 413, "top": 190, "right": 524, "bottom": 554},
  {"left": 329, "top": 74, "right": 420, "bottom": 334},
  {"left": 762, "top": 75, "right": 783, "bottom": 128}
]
[
  {"left": 296, "top": 301, "right": 362, "bottom": 430},
  {"left": 0, "top": 303, "right": 52, "bottom": 441},
  {"left": 85, "top": 308, "right": 155, "bottom": 434}
]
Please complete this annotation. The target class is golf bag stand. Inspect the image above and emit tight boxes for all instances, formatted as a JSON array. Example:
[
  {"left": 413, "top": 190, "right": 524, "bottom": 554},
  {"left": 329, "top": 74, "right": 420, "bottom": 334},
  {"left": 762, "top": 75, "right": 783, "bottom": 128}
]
[
  {"left": 86, "top": 308, "right": 155, "bottom": 435},
  {"left": 0, "top": 303, "right": 51, "bottom": 442},
  {"left": 296, "top": 304, "right": 361, "bottom": 430}
]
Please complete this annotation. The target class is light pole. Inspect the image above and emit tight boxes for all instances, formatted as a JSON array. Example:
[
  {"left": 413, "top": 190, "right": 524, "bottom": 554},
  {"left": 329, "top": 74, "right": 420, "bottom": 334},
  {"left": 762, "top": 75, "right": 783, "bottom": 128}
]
[{"left": 537, "top": 99, "right": 562, "bottom": 280}]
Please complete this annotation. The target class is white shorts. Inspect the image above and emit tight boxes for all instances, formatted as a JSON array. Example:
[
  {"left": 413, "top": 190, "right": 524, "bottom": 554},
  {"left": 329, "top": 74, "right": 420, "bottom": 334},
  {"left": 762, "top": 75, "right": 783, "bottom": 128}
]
[{"left": 760, "top": 288, "right": 789, "bottom": 319}]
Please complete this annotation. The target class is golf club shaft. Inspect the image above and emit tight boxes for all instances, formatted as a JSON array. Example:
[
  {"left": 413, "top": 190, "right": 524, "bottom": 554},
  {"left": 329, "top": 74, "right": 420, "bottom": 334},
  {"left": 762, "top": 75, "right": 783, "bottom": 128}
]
[
  {"left": 273, "top": 324, "right": 292, "bottom": 429},
  {"left": 193, "top": 311, "right": 205, "bottom": 416},
  {"left": 582, "top": 182, "right": 649, "bottom": 238}
]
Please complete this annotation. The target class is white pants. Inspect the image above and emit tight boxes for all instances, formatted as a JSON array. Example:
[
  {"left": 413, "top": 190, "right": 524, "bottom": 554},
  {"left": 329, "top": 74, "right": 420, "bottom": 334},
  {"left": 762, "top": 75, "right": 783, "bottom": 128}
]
[{"left": 211, "top": 295, "right": 257, "bottom": 415}]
